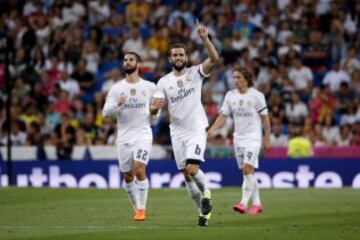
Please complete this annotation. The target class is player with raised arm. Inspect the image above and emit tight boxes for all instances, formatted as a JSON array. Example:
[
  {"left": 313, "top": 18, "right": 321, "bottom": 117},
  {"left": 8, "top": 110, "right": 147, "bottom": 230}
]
[
  {"left": 102, "top": 52, "right": 159, "bottom": 221},
  {"left": 207, "top": 66, "right": 271, "bottom": 214},
  {"left": 150, "top": 21, "right": 219, "bottom": 226}
]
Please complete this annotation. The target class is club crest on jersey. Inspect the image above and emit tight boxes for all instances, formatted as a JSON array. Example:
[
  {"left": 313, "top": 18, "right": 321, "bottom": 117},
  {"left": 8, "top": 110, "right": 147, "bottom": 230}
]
[
  {"left": 130, "top": 89, "right": 136, "bottom": 96},
  {"left": 186, "top": 76, "right": 191, "bottom": 82},
  {"left": 177, "top": 80, "right": 184, "bottom": 88},
  {"left": 247, "top": 100, "right": 252, "bottom": 107},
  {"left": 141, "top": 90, "right": 146, "bottom": 96}
]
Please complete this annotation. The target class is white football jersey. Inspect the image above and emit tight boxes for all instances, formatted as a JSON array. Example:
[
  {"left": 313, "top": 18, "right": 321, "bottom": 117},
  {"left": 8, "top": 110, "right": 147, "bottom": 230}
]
[
  {"left": 102, "top": 78, "right": 156, "bottom": 143},
  {"left": 220, "top": 88, "right": 268, "bottom": 146},
  {"left": 156, "top": 64, "right": 210, "bottom": 137}
]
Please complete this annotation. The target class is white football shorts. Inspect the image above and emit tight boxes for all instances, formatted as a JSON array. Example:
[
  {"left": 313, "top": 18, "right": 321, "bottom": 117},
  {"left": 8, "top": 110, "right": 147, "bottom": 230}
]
[
  {"left": 116, "top": 138, "right": 152, "bottom": 172},
  {"left": 171, "top": 130, "right": 206, "bottom": 170},
  {"left": 233, "top": 143, "right": 261, "bottom": 169}
]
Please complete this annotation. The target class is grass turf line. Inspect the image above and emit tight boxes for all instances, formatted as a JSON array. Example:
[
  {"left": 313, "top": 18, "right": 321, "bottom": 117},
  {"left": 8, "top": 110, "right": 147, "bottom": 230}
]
[{"left": 0, "top": 188, "right": 359, "bottom": 240}]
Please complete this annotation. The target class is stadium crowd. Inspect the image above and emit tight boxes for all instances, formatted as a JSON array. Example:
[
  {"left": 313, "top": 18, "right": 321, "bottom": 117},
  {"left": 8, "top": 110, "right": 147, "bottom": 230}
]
[{"left": 0, "top": 0, "right": 360, "bottom": 159}]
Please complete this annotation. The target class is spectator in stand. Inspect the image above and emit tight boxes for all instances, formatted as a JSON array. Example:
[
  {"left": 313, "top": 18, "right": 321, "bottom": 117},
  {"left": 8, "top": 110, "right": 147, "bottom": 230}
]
[
  {"left": 268, "top": 91, "right": 287, "bottom": 124},
  {"left": 126, "top": 0, "right": 150, "bottom": 27},
  {"left": 351, "top": 120, "right": 360, "bottom": 146},
  {"left": 288, "top": 58, "right": 313, "bottom": 100},
  {"left": 303, "top": 31, "right": 328, "bottom": 82},
  {"left": 232, "top": 11, "right": 256, "bottom": 40},
  {"left": 335, "top": 82, "right": 356, "bottom": 114},
  {"left": 341, "top": 46, "right": 360, "bottom": 75},
  {"left": 101, "top": 68, "right": 121, "bottom": 94},
  {"left": 71, "top": 59, "right": 96, "bottom": 95},
  {"left": 335, "top": 124, "right": 352, "bottom": 146},
  {"left": 323, "top": 61, "right": 351, "bottom": 93},
  {"left": 352, "top": 69, "right": 360, "bottom": 95},
  {"left": 0, "top": 122, "right": 27, "bottom": 146},
  {"left": 82, "top": 40, "right": 100, "bottom": 74},
  {"left": 54, "top": 113, "right": 76, "bottom": 159},
  {"left": 310, "top": 123, "right": 326, "bottom": 147},
  {"left": 309, "top": 86, "right": 336, "bottom": 124},
  {"left": 270, "top": 123, "right": 288, "bottom": 147},
  {"left": 277, "top": 35, "right": 301, "bottom": 63},
  {"left": 26, "top": 121, "right": 43, "bottom": 146},
  {"left": 53, "top": 90, "right": 72, "bottom": 115},
  {"left": 122, "top": 26, "right": 144, "bottom": 53},
  {"left": 340, "top": 102, "right": 359, "bottom": 126},
  {"left": 322, "top": 114, "right": 339, "bottom": 146},
  {"left": 148, "top": 27, "right": 170, "bottom": 56},
  {"left": 167, "top": 0, "right": 195, "bottom": 30},
  {"left": 58, "top": 70, "right": 80, "bottom": 100},
  {"left": 88, "top": 0, "right": 110, "bottom": 25},
  {"left": 285, "top": 92, "right": 309, "bottom": 124},
  {"left": 81, "top": 112, "right": 98, "bottom": 144}
]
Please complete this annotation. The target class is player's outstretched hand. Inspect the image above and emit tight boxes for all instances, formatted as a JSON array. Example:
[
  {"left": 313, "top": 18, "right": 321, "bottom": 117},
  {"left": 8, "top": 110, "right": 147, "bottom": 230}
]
[{"left": 196, "top": 19, "right": 208, "bottom": 39}]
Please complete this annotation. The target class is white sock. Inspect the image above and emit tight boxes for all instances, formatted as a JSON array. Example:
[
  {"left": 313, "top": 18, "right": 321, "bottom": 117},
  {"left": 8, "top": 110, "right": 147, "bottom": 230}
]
[
  {"left": 124, "top": 180, "right": 138, "bottom": 211},
  {"left": 191, "top": 169, "right": 207, "bottom": 195},
  {"left": 241, "top": 174, "right": 254, "bottom": 207},
  {"left": 252, "top": 175, "right": 261, "bottom": 206},
  {"left": 185, "top": 181, "right": 202, "bottom": 215},
  {"left": 136, "top": 179, "right": 149, "bottom": 210}
]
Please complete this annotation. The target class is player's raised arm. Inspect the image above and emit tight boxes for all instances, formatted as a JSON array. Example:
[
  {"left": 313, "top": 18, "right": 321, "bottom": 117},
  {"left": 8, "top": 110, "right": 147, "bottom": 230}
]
[
  {"left": 196, "top": 19, "right": 219, "bottom": 75},
  {"left": 207, "top": 114, "right": 227, "bottom": 138}
]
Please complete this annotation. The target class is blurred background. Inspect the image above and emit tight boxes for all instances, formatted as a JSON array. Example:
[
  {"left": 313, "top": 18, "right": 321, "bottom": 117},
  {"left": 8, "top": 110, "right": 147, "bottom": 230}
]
[{"left": 0, "top": 0, "right": 359, "bottom": 188}]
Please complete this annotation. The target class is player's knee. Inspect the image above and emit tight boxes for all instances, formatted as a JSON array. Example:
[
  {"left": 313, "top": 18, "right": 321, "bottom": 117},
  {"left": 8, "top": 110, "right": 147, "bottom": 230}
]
[
  {"left": 134, "top": 167, "right": 146, "bottom": 181},
  {"left": 185, "top": 160, "right": 200, "bottom": 177},
  {"left": 123, "top": 172, "right": 134, "bottom": 183},
  {"left": 243, "top": 164, "right": 254, "bottom": 175},
  {"left": 185, "top": 166, "right": 198, "bottom": 177},
  {"left": 181, "top": 169, "right": 192, "bottom": 181}
]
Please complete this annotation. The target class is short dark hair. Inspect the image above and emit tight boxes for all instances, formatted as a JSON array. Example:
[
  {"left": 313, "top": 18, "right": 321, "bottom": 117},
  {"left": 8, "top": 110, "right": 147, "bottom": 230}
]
[
  {"left": 233, "top": 66, "right": 254, "bottom": 87},
  {"left": 168, "top": 43, "right": 187, "bottom": 56},
  {"left": 124, "top": 52, "right": 141, "bottom": 62}
]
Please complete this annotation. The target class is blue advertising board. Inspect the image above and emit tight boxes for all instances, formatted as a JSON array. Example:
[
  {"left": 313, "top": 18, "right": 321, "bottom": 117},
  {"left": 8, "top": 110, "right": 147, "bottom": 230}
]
[{"left": 0, "top": 158, "right": 359, "bottom": 188}]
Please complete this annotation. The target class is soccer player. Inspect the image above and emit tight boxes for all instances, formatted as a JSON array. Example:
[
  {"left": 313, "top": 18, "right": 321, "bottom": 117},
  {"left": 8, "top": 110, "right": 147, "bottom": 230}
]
[
  {"left": 207, "top": 66, "right": 271, "bottom": 214},
  {"left": 102, "top": 52, "right": 159, "bottom": 221},
  {"left": 150, "top": 22, "right": 219, "bottom": 226}
]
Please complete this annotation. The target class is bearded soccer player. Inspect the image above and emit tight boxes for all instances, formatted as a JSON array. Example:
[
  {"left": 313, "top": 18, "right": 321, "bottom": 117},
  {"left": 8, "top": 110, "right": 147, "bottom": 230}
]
[
  {"left": 207, "top": 66, "right": 271, "bottom": 215},
  {"left": 102, "top": 52, "right": 158, "bottom": 221},
  {"left": 150, "top": 21, "right": 219, "bottom": 226}
]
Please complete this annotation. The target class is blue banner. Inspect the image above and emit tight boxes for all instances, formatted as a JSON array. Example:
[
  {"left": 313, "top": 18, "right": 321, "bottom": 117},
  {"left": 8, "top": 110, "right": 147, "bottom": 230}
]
[{"left": 0, "top": 158, "right": 360, "bottom": 188}]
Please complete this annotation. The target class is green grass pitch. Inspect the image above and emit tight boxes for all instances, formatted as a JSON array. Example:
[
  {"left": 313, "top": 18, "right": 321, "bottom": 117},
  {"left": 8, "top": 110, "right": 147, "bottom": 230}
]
[{"left": 0, "top": 188, "right": 359, "bottom": 240}]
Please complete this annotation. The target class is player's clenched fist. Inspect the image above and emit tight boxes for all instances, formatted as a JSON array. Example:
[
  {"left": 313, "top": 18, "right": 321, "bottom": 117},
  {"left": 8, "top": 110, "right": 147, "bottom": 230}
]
[
  {"left": 151, "top": 98, "right": 165, "bottom": 110},
  {"left": 117, "top": 95, "right": 127, "bottom": 106},
  {"left": 150, "top": 98, "right": 165, "bottom": 115}
]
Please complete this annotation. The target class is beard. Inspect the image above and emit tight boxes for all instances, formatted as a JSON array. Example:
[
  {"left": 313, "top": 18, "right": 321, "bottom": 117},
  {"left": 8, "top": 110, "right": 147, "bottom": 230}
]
[
  {"left": 172, "top": 61, "right": 186, "bottom": 71},
  {"left": 124, "top": 66, "right": 137, "bottom": 74}
]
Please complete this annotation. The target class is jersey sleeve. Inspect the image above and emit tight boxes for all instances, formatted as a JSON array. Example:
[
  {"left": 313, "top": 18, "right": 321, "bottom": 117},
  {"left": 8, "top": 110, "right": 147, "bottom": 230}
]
[
  {"left": 102, "top": 86, "right": 122, "bottom": 117},
  {"left": 256, "top": 93, "right": 268, "bottom": 115},
  {"left": 219, "top": 92, "right": 231, "bottom": 116},
  {"left": 191, "top": 64, "right": 211, "bottom": 83}
]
